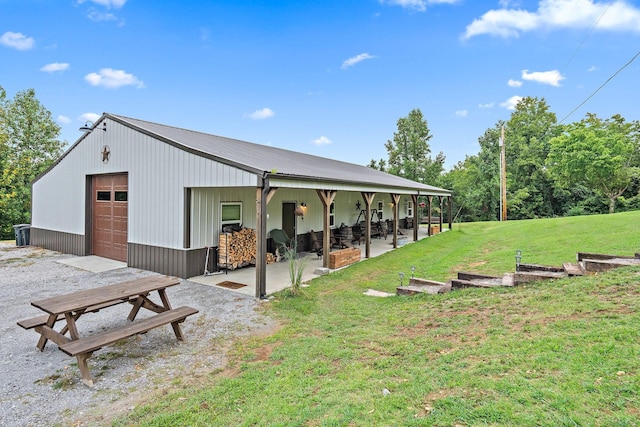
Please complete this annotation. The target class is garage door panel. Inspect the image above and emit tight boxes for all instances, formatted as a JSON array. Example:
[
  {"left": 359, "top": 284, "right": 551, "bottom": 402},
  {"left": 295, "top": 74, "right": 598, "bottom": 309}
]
[{"left": 92, "top": 174, "right": 128, "bottom": 262}]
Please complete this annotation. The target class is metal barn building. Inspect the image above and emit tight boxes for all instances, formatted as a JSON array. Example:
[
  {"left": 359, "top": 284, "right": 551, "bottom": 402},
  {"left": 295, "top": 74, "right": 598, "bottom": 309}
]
[{"left": 31, "top": 113, "right": 452, "bottom": 297}]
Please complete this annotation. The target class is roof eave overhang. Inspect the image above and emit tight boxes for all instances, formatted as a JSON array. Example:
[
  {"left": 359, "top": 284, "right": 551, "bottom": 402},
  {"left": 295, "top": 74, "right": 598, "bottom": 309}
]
[{"left": 267, "top": 174, "right": 452, "bottom": 196}]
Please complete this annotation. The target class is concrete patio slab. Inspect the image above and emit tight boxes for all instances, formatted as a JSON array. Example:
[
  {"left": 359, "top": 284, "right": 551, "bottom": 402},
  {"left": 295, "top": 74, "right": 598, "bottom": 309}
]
[
  {"left": 188, "top": 225, "right": 443, "bottom": 296},
  {"left": 56, "top": 256, "right": 127, "bottom": 273}
]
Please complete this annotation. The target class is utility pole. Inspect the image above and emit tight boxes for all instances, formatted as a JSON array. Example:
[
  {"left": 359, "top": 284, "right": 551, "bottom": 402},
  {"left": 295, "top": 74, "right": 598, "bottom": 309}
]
[{"left": 500, "top": 125, "right": 507, "bottom": 221}]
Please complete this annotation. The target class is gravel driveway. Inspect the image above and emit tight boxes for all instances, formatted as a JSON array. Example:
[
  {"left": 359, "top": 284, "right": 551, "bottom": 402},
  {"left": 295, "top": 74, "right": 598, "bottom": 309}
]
[{"left": 0, "top": 243, "right": 275, "bottom": 427}]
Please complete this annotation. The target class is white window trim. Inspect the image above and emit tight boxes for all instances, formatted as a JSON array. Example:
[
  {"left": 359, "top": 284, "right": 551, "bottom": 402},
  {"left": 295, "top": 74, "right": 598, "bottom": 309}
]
[
  {"left": 221, "top": 202, "right": 242, "bottom": 226},
  {"left": 330, "top": 202, "right": 335, "bottom": 227}
]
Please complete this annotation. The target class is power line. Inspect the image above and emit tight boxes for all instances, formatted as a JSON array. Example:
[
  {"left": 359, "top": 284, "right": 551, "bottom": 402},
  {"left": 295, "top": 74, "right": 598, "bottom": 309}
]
[
  {"left": 559, "top": 48, "right": 640, "bottom": 124},
  {"left": 558, "top": 0, "right": 613, "bottom": 75}
]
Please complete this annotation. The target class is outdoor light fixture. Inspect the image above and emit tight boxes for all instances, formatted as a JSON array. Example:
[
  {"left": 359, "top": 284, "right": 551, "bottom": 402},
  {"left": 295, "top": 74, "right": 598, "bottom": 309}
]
[
  {"left": 79, "top": 121, "right": 107, "bottom": 133},
  {"left": 515, "top": 249, "right": 522, "bottom": 272},
  {"left": 294, "top": 202, "right": 308, "bottom": 219},
  {"left": 398, "top": 271, "right": 405, "bottom": 286},
  {"left": 411, "top": 265, "right": 416, "bottom": 278}
]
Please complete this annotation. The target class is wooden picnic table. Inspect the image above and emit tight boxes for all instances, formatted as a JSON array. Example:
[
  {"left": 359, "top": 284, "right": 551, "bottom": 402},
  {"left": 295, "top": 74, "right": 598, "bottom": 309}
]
[{"left": 18, "top": 275, "right": 198, "bottom": 386}]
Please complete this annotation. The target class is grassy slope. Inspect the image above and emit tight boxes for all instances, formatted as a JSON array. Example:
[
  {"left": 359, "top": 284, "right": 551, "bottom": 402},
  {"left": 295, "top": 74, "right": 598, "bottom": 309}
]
[{"left": 117, "top": 212, "right": 640, "bottom": 427}]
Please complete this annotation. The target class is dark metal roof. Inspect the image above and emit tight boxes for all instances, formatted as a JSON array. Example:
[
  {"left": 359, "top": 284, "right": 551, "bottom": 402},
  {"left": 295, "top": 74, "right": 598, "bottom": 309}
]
[{"left": 109, "top": 114, "right": 451, "bottom": 195}]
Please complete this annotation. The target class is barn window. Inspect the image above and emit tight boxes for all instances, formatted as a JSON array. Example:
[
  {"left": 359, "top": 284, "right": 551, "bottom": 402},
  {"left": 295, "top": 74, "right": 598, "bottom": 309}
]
[
  {"left": 97, "top": 191, "right": 111, "bottom": 201},
  {"left": 221, "top": 202, "right": 242, "bottom": 225},
  {"left": 329, "top": 202, "right": 335, "bottom": 227},
  {"left": 115, "top": 191, "right": 128, "bottom": 202}
]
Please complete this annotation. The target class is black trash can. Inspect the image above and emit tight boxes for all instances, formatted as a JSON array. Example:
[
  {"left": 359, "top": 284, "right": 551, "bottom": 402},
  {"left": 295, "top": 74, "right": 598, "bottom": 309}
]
[
  {"left": 13, "top": 224, "right": 29, "bottom": 247},
  {"left": 19, "top": 224, "right": 31, "bottom": 246}
]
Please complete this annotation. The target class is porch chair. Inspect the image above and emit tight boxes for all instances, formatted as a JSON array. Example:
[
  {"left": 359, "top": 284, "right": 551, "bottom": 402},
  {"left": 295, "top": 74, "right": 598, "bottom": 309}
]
[
  {"left": 330, "top": 228, "right": 352, "bottom": 249},
  {"left": 270, "top": 229, "right": 292, "bottom": 260},
  {"left": 309, "top": 230, "right": 323, "bottom": 258},
  {"left": 351, "top": 225, "right": 365, "bottom": 245}
]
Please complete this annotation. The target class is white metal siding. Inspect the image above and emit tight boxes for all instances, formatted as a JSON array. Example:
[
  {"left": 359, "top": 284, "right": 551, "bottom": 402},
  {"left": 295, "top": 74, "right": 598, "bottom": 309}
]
[
  {"left": 191, "top": 187, "right": 257, "bottom": 248},
  {"left": 32, "top": 160, "right": 86, "bottom": 234},
  {"left": 187, "top": 187, "right": 411, "bottom": 250},
  {"left": 32, "top": 118, "right": 257, "bottom": 249}
]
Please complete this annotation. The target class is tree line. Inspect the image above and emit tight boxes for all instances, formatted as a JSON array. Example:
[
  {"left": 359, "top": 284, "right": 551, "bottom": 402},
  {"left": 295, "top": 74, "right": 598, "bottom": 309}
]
[
  {"left": 2, "top": 87, "right": 638, "bottom": 241},
  {"left": 373, "top": 98, "right": 640, "bottom": 222},
  {"left": 0, "top": 86, "right": 65, "bottom": 239}
]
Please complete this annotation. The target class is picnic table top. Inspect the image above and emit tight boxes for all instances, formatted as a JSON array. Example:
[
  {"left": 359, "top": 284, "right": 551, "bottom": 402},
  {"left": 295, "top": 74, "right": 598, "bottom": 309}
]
[{"left": 31, "top": 276, "right": 180, "bottom": 315}]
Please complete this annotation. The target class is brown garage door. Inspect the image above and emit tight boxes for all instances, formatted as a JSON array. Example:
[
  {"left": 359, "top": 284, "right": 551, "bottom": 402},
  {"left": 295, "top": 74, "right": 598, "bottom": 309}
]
[{"left": 92, "top": 174, "right": 128, "bottom": 262}]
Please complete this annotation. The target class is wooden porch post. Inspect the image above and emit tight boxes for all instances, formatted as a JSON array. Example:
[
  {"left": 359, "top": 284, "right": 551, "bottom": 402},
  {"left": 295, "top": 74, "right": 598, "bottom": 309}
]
[
  {"left": 361, "top": 192, "right": 376, "bottom": 259},
  {"left": 439, "top": 196, "right": 444, "bottom": 232},
  {"left": 427, "top": 195, "right": 433, "bottom": 236},
  {"left": 448, "top": 195, "right": 453, "bottom": 230},
  {"left": 411, "top": 194, "right": 419, "bottom": 242},
  {"left": 316, "top": 189, "right": 337, "bottom": 268},
  {"left": 390, "top": 194, "right": 400, "bottom": 248},
  {"left": 255, "top": 179, "right": 277, "bottom": 299}
]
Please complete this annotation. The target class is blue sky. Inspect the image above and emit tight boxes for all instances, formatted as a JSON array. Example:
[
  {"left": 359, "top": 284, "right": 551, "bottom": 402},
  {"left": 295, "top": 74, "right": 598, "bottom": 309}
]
[{"left": 1, "top": 0, "right": 639, "bottom": 169}]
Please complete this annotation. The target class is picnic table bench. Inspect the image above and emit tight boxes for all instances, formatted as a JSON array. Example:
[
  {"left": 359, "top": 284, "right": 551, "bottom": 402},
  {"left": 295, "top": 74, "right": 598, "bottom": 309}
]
[{"left": 18, "top": 275, "right": 198, "bottom": 386}]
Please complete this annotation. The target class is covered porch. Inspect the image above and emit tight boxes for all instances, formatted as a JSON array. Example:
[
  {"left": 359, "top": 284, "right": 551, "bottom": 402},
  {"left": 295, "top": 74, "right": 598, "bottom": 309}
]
[{"left": 188, "top": 224, "right": 440, "bottom": 296}]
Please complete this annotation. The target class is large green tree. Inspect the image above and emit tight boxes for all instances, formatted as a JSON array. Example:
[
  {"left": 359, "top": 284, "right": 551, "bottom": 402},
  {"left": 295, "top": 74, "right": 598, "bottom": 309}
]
[
  {"left": 374, "top": 108, "right": 445, "bottom": 184},
  {"left": 0, "top": 87, "right": 65, "bottom": 238},
  {"left": 547, "top": 113, "right": 639, "bottom": 214},
  {"left": 503, "top": 97, "right": 560, "bottom": 219}
]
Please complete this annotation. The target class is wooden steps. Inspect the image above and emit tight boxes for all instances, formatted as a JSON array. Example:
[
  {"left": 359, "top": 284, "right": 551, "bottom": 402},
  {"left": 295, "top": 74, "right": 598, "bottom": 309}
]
[
  {"left": 397, "top": 277, "right": 450, "bottom": 295},
  {"left": 394, "top": 251, "right": 640, "bottom": 298},
  {"left": 514, "top": 270, "right": 566, "bottom": 285},
  {"left": 451, "top": 272, "right": 507, "bottom": 289},
  {"left": 562, "top": 262, "right": 584, "bottom": 276},
  {"left": 518, "top": 263, "right": 565, "bottom": 273}
]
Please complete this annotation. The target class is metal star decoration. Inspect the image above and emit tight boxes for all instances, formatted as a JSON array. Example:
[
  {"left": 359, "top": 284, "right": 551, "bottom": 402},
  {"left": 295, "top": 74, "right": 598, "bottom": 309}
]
[{"left": 101, "top": 145, "right": 111, "bottom": 163}]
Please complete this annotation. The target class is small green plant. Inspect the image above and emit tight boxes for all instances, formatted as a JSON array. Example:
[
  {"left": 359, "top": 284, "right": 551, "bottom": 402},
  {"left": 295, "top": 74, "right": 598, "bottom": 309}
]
[{"left": 282, "top": 244, "right": 308, "bottom": 296}]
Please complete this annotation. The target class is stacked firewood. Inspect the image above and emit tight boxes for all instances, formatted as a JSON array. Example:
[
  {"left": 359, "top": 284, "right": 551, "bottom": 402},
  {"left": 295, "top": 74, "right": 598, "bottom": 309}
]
[
  {"left": 218, "top": 228, "right": 256, "bottom": 270},
  {"left": 218, "top": 228, "right": 277, "bottom": 270}
]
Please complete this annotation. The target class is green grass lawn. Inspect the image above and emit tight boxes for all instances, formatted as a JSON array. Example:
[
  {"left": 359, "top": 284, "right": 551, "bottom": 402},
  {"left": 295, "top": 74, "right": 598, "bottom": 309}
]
[{"left": 116, "top": 212, "right": 640, "bottom": 426}]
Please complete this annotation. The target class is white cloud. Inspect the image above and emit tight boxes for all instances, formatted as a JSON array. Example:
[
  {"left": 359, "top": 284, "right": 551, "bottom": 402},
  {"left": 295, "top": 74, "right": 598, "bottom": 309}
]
[
  {"left": 78, "top": 0, "right": 127, "bottom": 8},
  {"left": 88, "top": 11, "right": 118, "bottom": 22},
  {"left": 455, "top": 110, "right": 468, "bottom": 117},
  {"left": 57, "top": 115, "right": 71, "bottom": 124},
  {"left": 341, "top": 53, "right": 376, "bottom": 69},
  {"left": 501, "top": 95, "right": 523, "bottom": 110},
  {"left": 588, "top": 65, "right": 599, "bottom": 72},
  {"left": 380, "top": 0, "right": 460, "bottom": 12},
  {"left": 508, "top": 79, "right": 523, "bottom": 87},
  {"left": 40, "top": 62, "right": 70, "bottom": 73},
  {"left": 78, "top": 0, "right": 126, "bottom": 24},
  {"left": 84, "top": 68, "right": 144, "bottom": 89},
  {"left": 463, "top": 0, "right": 640, "bottom": 39},
  {"left": 479, "top": 102, "right": 495, "bottom": 109},
  {"left": 246, "top": 108, "right": 275, "bottom": 120},
  {"left": 312, "top": 136, "right": 332, "bottom": 146},
  {"left": 0, "top": 31, "right": 35, "bottom": 50},
  {"left": 521, "top": 69, "right": 565, "bottom": 86},
  {"left": 79, "top": 112, "right": 100, "bottom": 123}
]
